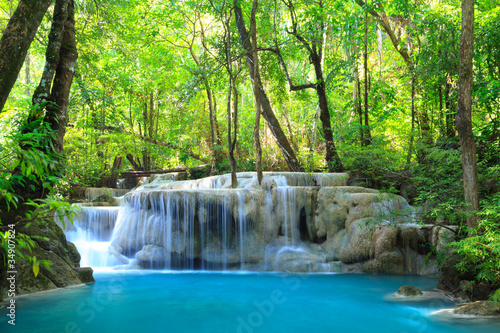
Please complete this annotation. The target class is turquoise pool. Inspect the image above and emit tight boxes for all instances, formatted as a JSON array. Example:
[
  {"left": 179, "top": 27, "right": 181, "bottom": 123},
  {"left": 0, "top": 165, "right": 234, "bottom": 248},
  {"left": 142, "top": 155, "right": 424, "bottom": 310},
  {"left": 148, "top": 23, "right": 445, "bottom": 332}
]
[{"left": 1, "top": 271, "right": 499, "bottom": 333}]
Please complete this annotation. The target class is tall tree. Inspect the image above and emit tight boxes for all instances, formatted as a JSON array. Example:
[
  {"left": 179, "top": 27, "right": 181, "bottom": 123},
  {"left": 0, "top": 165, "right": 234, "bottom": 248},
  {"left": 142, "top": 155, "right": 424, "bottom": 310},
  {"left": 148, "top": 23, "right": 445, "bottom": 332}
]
[
  {"left": 37, "top": 0, "right": 78, "bottom": 155},
  {"left": 233, "top": 0, "right": 302, "bottom": 172},
  {"left": 0, "top": 0, "right": 53, "bottom": 112},
  {"left": 456, "top": 0, "right": 479, "bottom": 229},
  {"left": 273, "top": 0, "right": 343, "bottom": 171},
  {"left": 251, "top": 0, "right": 263, "bottom": 184}
]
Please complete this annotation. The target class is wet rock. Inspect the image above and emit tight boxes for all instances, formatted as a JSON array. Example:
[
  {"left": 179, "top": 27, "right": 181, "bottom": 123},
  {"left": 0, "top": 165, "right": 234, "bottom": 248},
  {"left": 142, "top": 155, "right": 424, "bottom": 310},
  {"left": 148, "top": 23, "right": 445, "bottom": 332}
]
[
  {"left": 66, "top": 241, "right": 81, "bottom": 266},
  {"left": 74, "top": 267, "right": 95, "bottom": 283},
  {"left": 453, "top": 301, "right": 500, "bottom": 316},
  {"left": 396, "top": 285, "right": 424, "bottom": 297},
  {"left": 1, "top": 217, "right": 93, "bottom": 298}
]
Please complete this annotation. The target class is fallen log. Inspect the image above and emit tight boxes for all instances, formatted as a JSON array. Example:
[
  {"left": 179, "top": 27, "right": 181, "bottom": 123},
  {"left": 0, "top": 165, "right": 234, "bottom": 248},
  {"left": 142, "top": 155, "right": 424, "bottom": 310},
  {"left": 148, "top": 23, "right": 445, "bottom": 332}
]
[{"left": 119, "top": 165, "right": 209, "bottom": 178}]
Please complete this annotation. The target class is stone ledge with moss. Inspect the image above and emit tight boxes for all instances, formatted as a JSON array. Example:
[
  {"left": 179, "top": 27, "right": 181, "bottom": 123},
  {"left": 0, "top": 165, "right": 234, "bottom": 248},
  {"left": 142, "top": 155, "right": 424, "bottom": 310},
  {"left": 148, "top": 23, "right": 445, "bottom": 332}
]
[{"left": 0, "top": 217, "right": 94, "bottom": 300}]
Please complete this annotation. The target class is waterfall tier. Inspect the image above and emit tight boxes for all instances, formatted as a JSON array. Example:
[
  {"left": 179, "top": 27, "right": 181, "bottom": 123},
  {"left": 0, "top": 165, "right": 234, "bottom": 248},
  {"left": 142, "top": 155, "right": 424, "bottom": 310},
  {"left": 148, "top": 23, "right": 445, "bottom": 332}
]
[{"left": 63, "top": 172, "right": 447, "bottom": 274}]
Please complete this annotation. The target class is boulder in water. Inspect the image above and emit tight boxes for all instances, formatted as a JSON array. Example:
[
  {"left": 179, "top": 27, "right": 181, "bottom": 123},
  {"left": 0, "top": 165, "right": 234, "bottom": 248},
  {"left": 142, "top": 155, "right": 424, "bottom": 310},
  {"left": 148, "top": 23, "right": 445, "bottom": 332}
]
[
  {"left": 453, "top": 301, "right": 500, "bottom": 316},
  {"left": 396, "top": 285, "right": 424, "bottom": 297}
]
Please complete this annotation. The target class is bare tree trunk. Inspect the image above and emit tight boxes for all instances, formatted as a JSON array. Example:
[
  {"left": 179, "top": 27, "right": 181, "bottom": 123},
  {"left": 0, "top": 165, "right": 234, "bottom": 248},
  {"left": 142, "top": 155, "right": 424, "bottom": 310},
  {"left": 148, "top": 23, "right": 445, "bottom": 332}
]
[
  {"left": 0, "top": 0, "right": 53, "bottom": 112},
  {"left": 456, "top": 0, "right": 479, "bottom": 230},
  {"left": 233, "top": 0, "right": 302, "bottom": 172},
  {"left": 251, "top": 0, "right": 263, "bottom": 185}
]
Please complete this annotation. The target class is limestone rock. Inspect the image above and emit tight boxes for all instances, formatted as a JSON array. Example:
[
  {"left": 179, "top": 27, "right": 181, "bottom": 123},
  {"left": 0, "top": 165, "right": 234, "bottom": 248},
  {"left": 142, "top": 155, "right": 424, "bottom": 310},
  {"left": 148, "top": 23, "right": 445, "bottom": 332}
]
[
  {"left": 136, "top": 245, "right": 169, "bottom": 263},
  {"left": 453, "top": 301, "right": 500, "bottom": 316},
  {"left": 396, "top": 285, "right": 424, "bottom": 297}
]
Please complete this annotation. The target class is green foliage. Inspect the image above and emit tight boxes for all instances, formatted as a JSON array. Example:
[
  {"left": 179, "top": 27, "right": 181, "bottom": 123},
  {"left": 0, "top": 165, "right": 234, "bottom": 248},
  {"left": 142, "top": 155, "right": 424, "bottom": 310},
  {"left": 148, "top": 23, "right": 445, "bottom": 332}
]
[
  {"left": 451, "top": 194, "right": 500, "bottom": 300},
  {"left": 412, "top": 146, "right": 466, "bottom": 224},
  {"left": 340, "top": 139, "right": 405, "bottom": 192}
]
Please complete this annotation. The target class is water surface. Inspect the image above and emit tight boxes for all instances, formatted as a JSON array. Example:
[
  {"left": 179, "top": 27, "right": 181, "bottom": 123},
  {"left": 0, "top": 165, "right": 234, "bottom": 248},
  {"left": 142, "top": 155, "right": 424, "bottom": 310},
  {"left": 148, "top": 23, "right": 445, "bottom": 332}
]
[{"left": 1, "top": 271, "right": 499, "bottom": 333}]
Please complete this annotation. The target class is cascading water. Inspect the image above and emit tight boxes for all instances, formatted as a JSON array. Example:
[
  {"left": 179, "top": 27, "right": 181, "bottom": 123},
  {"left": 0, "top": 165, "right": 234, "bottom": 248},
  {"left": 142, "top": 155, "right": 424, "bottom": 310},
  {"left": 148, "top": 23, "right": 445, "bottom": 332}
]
[
  {"left": 63, "top": 207, "right": 122, "bottom": 267},
  {"left": 63, "top": 172, "right": 439, "bottom": 275}
]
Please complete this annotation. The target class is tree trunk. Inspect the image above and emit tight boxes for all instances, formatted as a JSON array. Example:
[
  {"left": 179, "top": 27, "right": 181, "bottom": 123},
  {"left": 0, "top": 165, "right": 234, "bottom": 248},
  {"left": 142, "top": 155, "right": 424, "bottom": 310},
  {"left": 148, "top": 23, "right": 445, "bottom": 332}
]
[
  {"left": 282, "top": 104, "right": 299, "bottom": 153},
  {"left": 406, "top": 72, "right": 416, "bottom": 168},
  {"left": 233, "top": 1, "right": 302, "bottom": 172},
  {"left": 438, "top": 84, "right": 445, "bottom": 136},
  {"left": 310, "top": 52, "right": 343, "bottom": 171},
  {"left": 363, "top": 8, "right": 372, "bottom": 146},
  {"left": 0, "top": 0, "right": 53, "bottom": 112},
  {"left": 230, "top": 81, "right": 239, "bottom": 188},
  {"left": 224, "top": 8, "right": 238, "bottom": 188},
  {"left": 32, "top": 0, "right": 70, "bottom": 109},
  {"left": 251, "top": 0, "right": 263, "bottom": 185},
  {"left": 456, "top": 0, "right": 479, "bottom": 230},
  {"left": 126, "top": 154, "right": 142, "bottom": 171},
  {"left": 308, "top": 104, "right": 320, "bottom": 170},
  {"left": 444, "top": 81, "right": 456, "bottom": 138},
  {"left": 44, "top": 0, "right": 77, "bottom": 154},
  {"left": 355, "top": 68, "right": 364, "bottom": 145},
  {"left": 25, "top": 51, "right": 31, "bottom": 97}
]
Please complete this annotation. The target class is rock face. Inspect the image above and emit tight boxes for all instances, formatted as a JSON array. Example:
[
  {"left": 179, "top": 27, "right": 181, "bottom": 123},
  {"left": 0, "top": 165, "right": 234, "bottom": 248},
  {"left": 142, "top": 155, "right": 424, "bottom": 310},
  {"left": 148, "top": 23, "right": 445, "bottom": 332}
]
[
  {"left": 66, "top": 172, "right": 449, "bottom": 275},
  {"left": 396, "top": 285, "right": 424, "bottom": 297},
  {"left": 453, "top": 301, "right": 500, "bottom": 316},
  {"left": 0, "top": 217, "right": 94, "bottom": 299}
]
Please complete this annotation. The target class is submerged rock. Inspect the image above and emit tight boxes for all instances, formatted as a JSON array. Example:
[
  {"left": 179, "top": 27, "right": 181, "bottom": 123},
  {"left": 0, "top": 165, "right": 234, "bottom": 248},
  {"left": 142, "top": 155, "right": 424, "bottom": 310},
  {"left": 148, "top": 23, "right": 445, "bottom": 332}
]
[
  {"left": 453, "top": 301, "right": 500, "bottom": 316},
  {"left": 396, "top": 285, "right": 424, "bottom": 297}
]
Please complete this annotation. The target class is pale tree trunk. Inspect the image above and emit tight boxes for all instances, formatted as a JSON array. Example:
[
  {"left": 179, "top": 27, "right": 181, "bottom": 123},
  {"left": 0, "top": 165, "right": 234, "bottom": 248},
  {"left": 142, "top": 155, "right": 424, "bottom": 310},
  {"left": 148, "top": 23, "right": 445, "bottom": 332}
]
[
  {"left": 233, "top": 0, "right": 302, "bottom": 172},
  {"left": 251, "top": 0, "right": 263, "bottom": 185},
  {"left": 0, "top": 0, "right": 53, "bottom": 112},
  {"left": 456, "top": 0, "right": 479, "bottom": 230}
]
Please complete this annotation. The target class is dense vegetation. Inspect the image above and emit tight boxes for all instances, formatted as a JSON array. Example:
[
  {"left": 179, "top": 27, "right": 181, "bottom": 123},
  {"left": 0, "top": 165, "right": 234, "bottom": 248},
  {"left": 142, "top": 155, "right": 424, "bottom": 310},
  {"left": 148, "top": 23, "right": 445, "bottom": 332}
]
[{"left": 0, "top": 0, "right": 499, "bottom": 300}]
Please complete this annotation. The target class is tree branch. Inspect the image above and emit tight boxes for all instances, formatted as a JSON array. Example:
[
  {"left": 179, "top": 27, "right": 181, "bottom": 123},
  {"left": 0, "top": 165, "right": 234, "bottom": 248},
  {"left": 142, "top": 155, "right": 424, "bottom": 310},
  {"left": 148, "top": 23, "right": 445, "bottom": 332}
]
[{"left": 354, "top": 0, "right": 410, "bottom": 65}]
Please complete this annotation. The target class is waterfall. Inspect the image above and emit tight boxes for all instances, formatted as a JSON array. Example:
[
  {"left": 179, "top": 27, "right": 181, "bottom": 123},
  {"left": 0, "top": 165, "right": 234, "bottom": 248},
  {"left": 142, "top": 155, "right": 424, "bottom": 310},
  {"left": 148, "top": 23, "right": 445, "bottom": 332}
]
[
  {"left": 64, "top": 207, "right": 122, "bottom": 267},
  {"left": 63, "top": 172, "right": 438, "bottom": 275}
]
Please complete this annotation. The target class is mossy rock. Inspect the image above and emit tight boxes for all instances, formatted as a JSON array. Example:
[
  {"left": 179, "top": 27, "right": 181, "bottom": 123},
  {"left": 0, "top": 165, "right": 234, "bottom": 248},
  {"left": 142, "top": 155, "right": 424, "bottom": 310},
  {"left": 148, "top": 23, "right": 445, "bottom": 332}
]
[
  {"left": 66, "top": 241, "right": 81, "bottom": 266},
  {"left": 396, "top": 285, "right": 424, "bottom": 297},
  {"left": 74, "top": 267, "right": 95, "bottom": 283},
  {"left": 1, "top": 217, "right": 94, "bottom": 298},
  {"left": 453, "top": 301, "right": 500, "bottom": 316}
]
